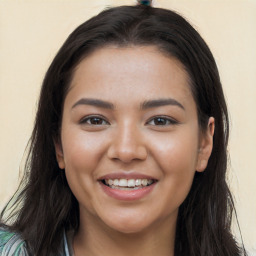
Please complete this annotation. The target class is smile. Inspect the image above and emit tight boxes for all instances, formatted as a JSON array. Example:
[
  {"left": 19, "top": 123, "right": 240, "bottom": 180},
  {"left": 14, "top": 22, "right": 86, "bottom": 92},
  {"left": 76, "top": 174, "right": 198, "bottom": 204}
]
[
  {"left": 99, "top": 175, "right": 158, "bottom": 201},
  {"left": 102, "top": 178, "right": 155, "bottom": 190}
]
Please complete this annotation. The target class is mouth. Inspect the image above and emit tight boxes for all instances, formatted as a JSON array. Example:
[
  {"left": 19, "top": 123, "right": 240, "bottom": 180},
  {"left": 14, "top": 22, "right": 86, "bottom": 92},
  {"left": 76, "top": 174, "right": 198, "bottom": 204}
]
[
  {"left": 101, "top": 178, "right": 157, "bottom": 190},
  {"left": 98, "top": 173, "right": 158, "bottom": 200}
]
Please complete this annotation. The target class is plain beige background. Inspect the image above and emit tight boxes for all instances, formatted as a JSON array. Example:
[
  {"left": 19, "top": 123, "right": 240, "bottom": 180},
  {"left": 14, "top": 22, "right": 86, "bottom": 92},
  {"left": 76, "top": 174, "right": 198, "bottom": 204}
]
[{"left": 0, "top": 0, "right": 255, "bottom": 253}]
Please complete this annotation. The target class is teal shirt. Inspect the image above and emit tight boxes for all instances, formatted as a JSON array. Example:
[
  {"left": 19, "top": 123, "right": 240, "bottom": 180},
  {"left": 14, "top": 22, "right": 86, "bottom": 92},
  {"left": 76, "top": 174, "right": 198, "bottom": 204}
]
[
  {"left": 0, "top": 228, "right": 28, "bottom": 256},
  {"left": 0, "top": 228, "right": 72, "bottom": 256}
]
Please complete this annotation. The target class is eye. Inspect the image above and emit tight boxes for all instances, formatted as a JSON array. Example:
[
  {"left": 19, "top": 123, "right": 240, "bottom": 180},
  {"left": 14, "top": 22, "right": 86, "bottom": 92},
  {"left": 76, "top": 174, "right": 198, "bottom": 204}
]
[
  {"left": 80, "top": 115, "right": 110, "bottom": 126},
  {"left": 146, "top": 116, "right": 178, "bottom": 126}
]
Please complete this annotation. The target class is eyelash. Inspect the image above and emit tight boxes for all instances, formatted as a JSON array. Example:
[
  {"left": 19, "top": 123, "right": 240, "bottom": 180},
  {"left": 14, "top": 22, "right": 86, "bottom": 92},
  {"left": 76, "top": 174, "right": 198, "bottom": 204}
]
[
  {"left": 146, "top": 116, "right": 178, "bottom": 126},
  {"left": 79, "top": 115, "right": 178, "bottom": 126},
  {"left": 80, "top": 115, "right": 110, "bottom": 126}
]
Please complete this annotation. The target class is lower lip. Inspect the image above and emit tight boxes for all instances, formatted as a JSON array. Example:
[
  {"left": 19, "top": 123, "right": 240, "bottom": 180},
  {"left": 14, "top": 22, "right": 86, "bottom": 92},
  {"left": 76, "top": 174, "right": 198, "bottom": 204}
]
[{"left": 100, "top": 182, "right": 157, "bottom": 201}]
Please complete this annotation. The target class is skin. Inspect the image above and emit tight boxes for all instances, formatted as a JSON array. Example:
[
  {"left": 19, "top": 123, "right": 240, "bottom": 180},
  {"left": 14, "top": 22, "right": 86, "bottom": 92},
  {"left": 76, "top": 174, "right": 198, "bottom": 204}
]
[{"left": 55, "top": 45, "right": 214, "bottom": 256}]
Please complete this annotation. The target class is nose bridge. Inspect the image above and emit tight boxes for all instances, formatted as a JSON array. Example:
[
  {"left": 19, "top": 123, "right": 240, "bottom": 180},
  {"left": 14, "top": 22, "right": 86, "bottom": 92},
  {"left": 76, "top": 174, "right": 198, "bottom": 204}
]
[
  {"left": 122, "top": 122, "right": 140, "bottom": 149},
  {"left": 108, "top": 120, "right": 147, "bottom": 163}
]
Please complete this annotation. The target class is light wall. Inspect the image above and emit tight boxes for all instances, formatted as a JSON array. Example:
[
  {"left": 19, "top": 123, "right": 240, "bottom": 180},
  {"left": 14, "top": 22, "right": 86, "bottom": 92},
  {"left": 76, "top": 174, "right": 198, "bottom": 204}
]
[{"left": 0, "top": 0, "right": 255, "bottom": 253}]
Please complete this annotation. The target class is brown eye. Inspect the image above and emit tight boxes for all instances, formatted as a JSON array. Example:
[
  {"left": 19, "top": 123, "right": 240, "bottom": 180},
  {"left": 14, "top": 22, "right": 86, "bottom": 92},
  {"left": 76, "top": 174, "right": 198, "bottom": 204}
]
[
  {"left": 80, "top": 116, "right": 109, "bottom": 125},
  {"left": 147, "top": 116, "right": 178, "bottom": 126}
]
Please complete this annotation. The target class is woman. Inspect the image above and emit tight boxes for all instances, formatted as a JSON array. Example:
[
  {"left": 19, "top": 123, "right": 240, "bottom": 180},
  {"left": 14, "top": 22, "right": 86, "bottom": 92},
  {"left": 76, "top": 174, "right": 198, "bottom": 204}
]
[{"left": 0, "top": 1, "right": 247, "bottom": 255}]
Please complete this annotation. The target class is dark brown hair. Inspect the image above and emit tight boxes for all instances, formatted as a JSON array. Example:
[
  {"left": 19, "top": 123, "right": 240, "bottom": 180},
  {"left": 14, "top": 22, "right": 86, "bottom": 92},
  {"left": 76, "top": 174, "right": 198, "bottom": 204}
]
[{"left": 1, "top": 4, "right": 247, "bottom": 256}]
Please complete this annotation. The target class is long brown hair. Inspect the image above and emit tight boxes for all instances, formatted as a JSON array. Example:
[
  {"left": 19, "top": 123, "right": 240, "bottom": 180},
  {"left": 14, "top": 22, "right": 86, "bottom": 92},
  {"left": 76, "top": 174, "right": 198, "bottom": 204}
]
[{"left": 1, "top": 4, "right": 247, "bottom": 256}]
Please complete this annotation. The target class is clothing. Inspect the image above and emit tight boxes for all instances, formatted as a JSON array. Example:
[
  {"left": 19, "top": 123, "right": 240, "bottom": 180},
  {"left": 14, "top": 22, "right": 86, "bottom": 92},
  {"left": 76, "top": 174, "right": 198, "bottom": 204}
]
[{"left": 0, "top": 228, "right": 73, "bottom": 256}]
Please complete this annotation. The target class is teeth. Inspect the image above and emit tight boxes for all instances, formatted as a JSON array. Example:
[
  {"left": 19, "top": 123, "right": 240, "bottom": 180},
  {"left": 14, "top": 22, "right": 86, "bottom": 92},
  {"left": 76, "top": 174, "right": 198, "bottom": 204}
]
[
  {"left": 141, "top": 179, "right": 148, "bottom": 186},
  {"left": 119, "top": 179, "right": 127, "bottom": 186},
  {"left": 135, "top": 179, "right": 141, "bottom": 186},
  {"left": 104, "top": 178, "right": 154, "bottom": 188},
  {"left": 127, "top": 179, "right": 135, "bottom": 187}
]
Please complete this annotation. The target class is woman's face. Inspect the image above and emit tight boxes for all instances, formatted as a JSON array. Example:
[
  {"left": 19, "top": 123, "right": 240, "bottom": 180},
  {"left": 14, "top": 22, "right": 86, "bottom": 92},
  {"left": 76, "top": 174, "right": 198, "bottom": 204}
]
[{"left": 55, "top": 46, "right": 213, "bottom": 234}]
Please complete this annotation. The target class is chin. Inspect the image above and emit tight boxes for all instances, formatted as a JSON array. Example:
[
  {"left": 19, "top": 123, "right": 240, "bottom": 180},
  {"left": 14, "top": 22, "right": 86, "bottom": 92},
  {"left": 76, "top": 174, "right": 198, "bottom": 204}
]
[
  {"left": 102, "top": 213, "right": 152, "bottom": 234},
  {"left": 109, "top": 223, "right": 149, "bottom": 235}
]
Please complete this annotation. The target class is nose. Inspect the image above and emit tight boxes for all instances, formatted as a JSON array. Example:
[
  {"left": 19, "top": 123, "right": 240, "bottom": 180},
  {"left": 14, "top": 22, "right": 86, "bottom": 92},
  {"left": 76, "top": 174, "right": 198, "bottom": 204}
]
[{"left": 107, "top": 123, "right": 147, "bottom": 163}]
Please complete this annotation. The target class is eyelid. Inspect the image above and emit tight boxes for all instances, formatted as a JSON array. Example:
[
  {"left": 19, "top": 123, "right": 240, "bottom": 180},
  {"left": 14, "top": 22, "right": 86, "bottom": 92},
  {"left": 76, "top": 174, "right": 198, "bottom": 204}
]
[
  {"left": 79, "top": 115, "right": 110, "bottom": 125},
  {"left": 79, "top": 115, "right": 178, "bottom": 126},
  {"left": 146, "top": 115, "right": 179, "bottom": 126}
]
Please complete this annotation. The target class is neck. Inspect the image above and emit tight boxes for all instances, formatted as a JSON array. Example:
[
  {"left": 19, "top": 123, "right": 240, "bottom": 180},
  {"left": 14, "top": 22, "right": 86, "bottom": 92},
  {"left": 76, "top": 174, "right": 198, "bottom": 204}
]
[{"left": 73, "top": 210, "right": 176, "bottom": 256}]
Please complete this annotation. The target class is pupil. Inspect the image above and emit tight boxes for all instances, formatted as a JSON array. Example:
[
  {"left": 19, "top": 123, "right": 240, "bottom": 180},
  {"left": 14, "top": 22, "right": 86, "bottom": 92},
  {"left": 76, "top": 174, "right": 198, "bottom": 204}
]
[
  {"left": 155, "top": 118, "right": 166, "bottom": 125},
  {"left": 91, "top": 118, "right": 102, "bottom": 125}
]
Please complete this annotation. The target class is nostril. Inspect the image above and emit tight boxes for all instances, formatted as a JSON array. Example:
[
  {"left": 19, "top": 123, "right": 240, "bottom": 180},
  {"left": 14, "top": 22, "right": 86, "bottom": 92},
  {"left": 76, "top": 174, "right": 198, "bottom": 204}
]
[{"left": 107, "top": 144, "right": 147, "bottom": 163}]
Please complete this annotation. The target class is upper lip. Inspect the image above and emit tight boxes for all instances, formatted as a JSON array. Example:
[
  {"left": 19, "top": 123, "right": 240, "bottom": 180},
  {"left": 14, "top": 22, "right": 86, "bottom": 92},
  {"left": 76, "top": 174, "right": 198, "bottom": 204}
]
[{"left": 98, "top": 172, "right": 158, "bottom": 181}]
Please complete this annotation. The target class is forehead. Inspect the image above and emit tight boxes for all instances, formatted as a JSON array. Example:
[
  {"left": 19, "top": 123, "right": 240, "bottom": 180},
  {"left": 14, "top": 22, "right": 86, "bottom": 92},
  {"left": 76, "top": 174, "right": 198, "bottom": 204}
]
[{"left": 66, "top": 45, "right": 194, "bottom": 109}]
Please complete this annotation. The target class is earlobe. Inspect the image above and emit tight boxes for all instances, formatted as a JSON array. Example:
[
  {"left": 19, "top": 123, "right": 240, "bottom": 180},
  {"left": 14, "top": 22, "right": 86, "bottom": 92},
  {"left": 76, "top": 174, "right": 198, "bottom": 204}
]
[
  {"left": 54, "top": 139, "right": 65, "bottom": 169},
  {"left": 196, "top": 117, "right": 215, "bottom": 172}
]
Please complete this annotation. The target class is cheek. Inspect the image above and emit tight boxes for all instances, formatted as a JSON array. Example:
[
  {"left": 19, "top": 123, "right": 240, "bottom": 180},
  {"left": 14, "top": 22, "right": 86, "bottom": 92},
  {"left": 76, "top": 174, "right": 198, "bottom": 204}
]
[
  {"left": 149, "top": 129, "right": 199, "bottom": 203},
  {"left": 151, "top": 129, "right": 199, "bottom": 172},
  {"left": 61, "top": 130, "right": 108, "bottom": 203},
  {"left": 62, "top": 129, "right": 107, "bottom": 173}
]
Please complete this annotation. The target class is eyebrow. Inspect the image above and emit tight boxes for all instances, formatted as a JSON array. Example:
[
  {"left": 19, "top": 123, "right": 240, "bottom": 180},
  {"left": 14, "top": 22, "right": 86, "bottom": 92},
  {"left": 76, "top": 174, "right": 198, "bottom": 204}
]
[
  {"left": 72, "top": 98, "right": 114, "bottom": 109},
  {"left": 141, "top": 98, "right": 185, "bottom": 110},
  {"left": 72, "top": 98, "right": 185, "bottom": 110}
]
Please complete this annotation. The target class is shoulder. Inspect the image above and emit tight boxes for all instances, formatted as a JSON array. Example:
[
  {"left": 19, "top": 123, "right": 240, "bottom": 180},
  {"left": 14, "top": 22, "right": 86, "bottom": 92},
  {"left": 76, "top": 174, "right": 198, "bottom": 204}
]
[{"left": 0, "top": 227, "right": 28, "bottom": 256}]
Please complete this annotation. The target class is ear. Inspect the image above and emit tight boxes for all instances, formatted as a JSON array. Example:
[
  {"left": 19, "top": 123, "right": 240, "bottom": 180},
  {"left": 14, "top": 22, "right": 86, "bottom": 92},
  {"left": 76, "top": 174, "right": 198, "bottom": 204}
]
[
  {"left": 54, "top": 138, "right": 65, "bottom": 169},
  {"left": 196, "top": 117, "right": 215, "bottom": 172}
]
